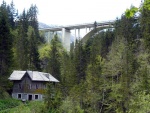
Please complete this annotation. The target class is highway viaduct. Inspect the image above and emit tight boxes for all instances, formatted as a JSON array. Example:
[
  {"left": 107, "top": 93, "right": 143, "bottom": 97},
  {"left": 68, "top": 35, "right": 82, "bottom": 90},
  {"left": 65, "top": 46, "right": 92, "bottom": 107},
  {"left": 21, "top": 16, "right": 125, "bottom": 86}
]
[{"left": 39, "top": 20, "right": 115, "bottom": 51}]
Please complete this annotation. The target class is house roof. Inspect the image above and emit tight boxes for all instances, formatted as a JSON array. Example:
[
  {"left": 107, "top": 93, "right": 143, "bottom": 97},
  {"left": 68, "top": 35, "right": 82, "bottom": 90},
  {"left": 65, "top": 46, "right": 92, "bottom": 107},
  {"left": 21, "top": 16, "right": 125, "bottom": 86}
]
[{"left": 8, "top": 70, "right": 59, "bottom": 82}]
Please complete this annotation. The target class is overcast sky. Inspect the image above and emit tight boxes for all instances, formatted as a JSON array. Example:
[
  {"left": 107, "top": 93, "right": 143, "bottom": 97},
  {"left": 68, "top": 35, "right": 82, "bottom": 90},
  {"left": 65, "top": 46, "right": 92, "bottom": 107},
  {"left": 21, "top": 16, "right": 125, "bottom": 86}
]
[{"left": 3, "top": 0, "right": 141, "bottom": 25}]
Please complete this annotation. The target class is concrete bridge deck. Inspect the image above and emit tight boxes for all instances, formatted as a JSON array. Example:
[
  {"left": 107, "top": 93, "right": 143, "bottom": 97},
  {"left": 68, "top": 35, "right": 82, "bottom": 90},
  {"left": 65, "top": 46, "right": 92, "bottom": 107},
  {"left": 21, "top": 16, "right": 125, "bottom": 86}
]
[
  {"left": 39, "top": 20, "right": 115, "bottom": 31},
  {"left": 39, "top": 20, "right": 115, "bottom": 51}
]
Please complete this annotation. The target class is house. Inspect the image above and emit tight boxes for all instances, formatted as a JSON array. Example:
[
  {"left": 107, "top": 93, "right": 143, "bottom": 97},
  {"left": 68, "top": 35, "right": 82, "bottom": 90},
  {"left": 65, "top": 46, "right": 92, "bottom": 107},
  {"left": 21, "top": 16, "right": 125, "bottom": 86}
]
[{"left": 8, "top": 70, "right": 59, "bottom": 101}]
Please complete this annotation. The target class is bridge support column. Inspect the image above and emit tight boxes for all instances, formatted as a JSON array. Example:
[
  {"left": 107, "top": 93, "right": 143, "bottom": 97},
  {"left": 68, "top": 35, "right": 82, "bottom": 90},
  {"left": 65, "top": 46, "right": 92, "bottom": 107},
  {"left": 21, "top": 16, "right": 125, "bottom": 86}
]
[
  {"left": 47, "top": 31, "right": 50, "bottom": 43},
  {"left": 47, "top": 31, "right": 53, "bottom": 43},
  {"left": 89, "top": 27, "right": 91, "bottom": 31},
  {"left": 85, "top": 27, "right": 87, "bottom": 33},
  {"left": 46, "top": 31, "right": 55, "bottom": 43},
  {"left": 74, "top": 28, "right": 76, "bottom": 44},
  {"left": 62, "top": 28, "right": 71, "bottom": 51},
  {"left": 78, "top": 29, "right": 80, "bottom": 38}
]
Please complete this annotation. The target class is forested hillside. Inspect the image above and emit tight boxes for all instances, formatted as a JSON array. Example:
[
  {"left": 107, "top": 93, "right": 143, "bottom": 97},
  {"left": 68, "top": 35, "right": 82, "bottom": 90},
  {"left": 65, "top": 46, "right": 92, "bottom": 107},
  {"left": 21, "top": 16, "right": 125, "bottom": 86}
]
[{"left": 1, "top": 0, "right": 150, "bottom": 113}]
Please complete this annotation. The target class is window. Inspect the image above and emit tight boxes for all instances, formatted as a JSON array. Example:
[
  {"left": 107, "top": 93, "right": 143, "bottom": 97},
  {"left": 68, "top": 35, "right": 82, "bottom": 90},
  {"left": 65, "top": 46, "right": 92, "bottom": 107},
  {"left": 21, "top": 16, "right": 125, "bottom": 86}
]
[
  {"left": 29, "top": 84, "right": 32, "bottom": 89},
  {"left": 35, "top": 95, "right": 38, "bottom": 99},
  {"left": 18, "top": 84, "right": 22, "bottom": 89},
  {"left": 18, "top": 94, "right": 21, "bottom": 99},
  {"left": 36, "top": 84, "right": 38, "bottom": 89}
]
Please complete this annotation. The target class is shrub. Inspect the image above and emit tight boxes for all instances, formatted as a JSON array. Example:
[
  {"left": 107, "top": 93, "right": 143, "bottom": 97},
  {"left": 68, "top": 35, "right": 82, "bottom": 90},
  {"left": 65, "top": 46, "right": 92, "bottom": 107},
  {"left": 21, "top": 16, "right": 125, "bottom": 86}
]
[{"left": 0, "top": 99, "right": 21, "bottom": 111}]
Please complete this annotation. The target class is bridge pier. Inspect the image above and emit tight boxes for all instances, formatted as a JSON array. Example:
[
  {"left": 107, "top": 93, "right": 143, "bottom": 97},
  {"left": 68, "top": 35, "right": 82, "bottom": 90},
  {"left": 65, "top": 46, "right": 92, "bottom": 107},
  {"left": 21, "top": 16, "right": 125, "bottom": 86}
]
[
  {"left": 62, "top": 28, "right": 71, "bottom": 51},
  {"left": 48, "top": 31, "right": 50, "bottom": 43},
  {"left": 85, "top": 27, "right": 87, "bottom": 33},
  {"left": 40, "top": 20, "right": 115, "bottom": 51},
  {"left": 89, "top": 27, "right": 91, "bottom": 31},
  {"left": 74, "top": 28, "right": 76, "bottom": 42},
  {"left": 78, "top": 29, "right": 80, "bottom": 38},
  {"left": 46, "top": 31, "right": 55, "bottom": 43}
]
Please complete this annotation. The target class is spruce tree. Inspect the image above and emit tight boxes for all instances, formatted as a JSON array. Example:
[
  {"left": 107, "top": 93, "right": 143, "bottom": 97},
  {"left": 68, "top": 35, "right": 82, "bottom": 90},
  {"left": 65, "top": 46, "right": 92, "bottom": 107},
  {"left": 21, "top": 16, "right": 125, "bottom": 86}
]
[
  {"left": 28, "top": 26, "right": 41, "bottom": 70},
  {"left": 47, "top": 34, "right": 62, "bottom": 80},
  {"left": 0, "top": 5, "right": 13, "bottom": 85},
  {"left": 27, "top": 4, "right": 43, "bottom": 42},
  {"left": 83, "top": 55, "right": 105, "bottom": 113},
  {"left": 141, "top": 4, "right": 150, "bottom": 52},
  {"left": 15, "top": 10, "right": 29, "bottom": 70},
  {"left": 60, "top": 51, "right": 77, "bottom": 93},
  {"left": 74, "top": 39, "right": 86, "bottom": 83},
  {"left": 8, "top": 0, "right": 18, "bottom": 29}
]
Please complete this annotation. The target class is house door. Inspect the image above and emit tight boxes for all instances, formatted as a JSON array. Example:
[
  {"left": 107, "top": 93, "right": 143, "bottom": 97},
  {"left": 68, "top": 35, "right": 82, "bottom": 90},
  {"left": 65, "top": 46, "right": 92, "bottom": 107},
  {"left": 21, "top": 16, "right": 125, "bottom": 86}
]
[{"left": 28, "top": 95, "right": 32, "bottom": 100}]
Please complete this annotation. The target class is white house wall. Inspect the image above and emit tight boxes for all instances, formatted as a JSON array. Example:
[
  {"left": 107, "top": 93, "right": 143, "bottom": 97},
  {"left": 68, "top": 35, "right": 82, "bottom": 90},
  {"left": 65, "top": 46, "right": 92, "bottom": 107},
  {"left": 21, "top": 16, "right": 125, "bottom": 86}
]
[{"left": 12, "top": 93, "right": 43, "bottom": 101}]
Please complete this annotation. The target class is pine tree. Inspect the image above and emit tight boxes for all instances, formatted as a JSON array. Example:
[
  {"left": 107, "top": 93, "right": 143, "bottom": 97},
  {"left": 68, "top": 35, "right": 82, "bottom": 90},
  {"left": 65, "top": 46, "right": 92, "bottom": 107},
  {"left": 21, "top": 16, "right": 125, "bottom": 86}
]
[
  {"left": 8, "top": 0, "right": 18, "bottom": 29},
  {"left": 47, "top": 34, "right": 62, "bottom": 80},
  {"left": 60, "top": 51, "right": 77, "bottom": 93},
  {"left": 0, "top": 5, "right": 13, "bottom": 86},
  {"left": 74, "top": 39, "right": 86, "bottom": 83},
  {"left": 28, "top": 26, "right": 41, "bottom": 70},
  {"left": 83, "top": 55, "right": 105, "bottom": 113},
  {"left": 15, "top": 10, "right": 29, "bottom": 70},
  {"left": 115, "top": 15, "right": 140, "bottom": 48},
  {"left": 27, "top": 4, "right": 43, "bottom": 42},
  {"left": 141, "top": 4, "right": 150, "bottom": 52}
]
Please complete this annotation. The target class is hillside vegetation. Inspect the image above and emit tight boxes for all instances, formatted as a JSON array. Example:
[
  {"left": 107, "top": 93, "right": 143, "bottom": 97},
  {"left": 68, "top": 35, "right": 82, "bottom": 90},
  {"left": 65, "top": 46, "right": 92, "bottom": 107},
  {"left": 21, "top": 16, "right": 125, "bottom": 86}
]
[
  {"left": 0, "top": 100, "right": 45, "bottom": 113},
  {"left": 1, "top": 0, "right": 150, "bottom": 113}
]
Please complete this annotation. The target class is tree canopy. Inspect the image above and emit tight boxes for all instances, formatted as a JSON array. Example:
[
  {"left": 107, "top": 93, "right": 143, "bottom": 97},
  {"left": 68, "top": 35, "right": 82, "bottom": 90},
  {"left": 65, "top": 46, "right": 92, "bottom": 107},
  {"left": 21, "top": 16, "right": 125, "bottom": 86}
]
[{"left": 1, "top": 0, "right": 150, "bottom": 112}]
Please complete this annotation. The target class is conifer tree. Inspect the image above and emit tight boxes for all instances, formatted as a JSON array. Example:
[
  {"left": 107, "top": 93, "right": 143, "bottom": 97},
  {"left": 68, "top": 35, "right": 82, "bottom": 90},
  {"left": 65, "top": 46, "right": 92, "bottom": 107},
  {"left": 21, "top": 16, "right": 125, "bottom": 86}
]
[
  {"left": 74, "top": 39, "right": 86, "bottom": 83},
  {"left": 47, "top": 34, "right": 62, "bottom": 80},
  {"left": 83, "top": 55, "right": 105, "bottom": 113},
  {"left": 27, "top": 4, "right": 43, "bottom": 42},
  {"left": 60, "top": 51, "right": 76, "bottom": 93},
  {"left": 0, "top": 4, "right": 13, "bottom": 85},
  {"left": 15, "top": 10, "right": 29, "bottom": 70},
  {"left": 141, "top": 4, "right": 150, "bottom": 52},
  {"left": 28, "top": 26, "right": 41, "bottom": 70},
  {"left": 7, "top": 0, "right": 17, "bottom": 29}
]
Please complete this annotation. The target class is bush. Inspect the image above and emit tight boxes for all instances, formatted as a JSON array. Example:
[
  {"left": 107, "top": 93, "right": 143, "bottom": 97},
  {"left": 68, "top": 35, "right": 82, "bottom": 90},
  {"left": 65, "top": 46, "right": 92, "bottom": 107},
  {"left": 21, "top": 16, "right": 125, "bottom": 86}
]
[
  {"left": 59, "top": 97, "right": 84, "bottom": 113},
  {"left": 0, "top": 99, "right": 21, "bottom": 111},
  {"left": 0, "top": 99, "right": 47, "bottom": 113},
  {"left": 0, "top": 88, "right": 10, "bottom": 99},
  {"left": 3, "top": 101, "right": 46, "bottom": 113}
]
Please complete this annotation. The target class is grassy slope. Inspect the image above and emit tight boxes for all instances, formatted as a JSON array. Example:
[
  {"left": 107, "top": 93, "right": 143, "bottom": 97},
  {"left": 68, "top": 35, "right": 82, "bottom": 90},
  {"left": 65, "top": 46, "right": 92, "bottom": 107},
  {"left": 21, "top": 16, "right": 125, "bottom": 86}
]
[
  {"left": 0, "top": 99, "right": 21, "bottom": 112},
  {"left": 0, "top": 100, "right": 45, "bottom": 113}
]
